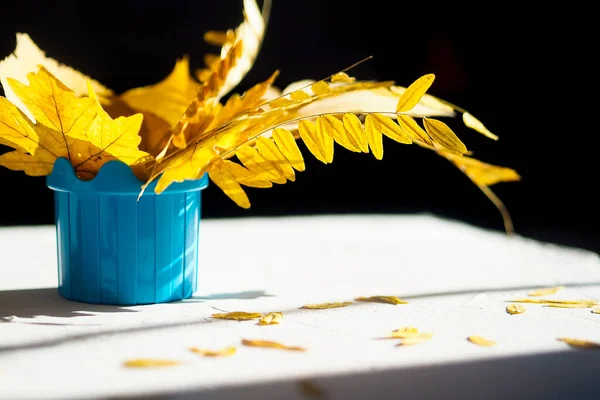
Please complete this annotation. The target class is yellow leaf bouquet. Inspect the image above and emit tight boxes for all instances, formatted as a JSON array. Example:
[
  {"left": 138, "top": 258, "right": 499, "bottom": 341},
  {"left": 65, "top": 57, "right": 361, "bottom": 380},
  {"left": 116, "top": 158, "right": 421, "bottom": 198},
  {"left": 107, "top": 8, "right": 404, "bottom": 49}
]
[{"left": 0, "top": 0, "right": 519, "bottom": 305}]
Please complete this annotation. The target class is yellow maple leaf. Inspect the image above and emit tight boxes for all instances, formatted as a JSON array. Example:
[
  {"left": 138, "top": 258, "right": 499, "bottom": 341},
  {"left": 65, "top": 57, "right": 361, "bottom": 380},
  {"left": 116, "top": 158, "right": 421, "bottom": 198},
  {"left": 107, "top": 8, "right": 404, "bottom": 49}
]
[
  {"left": 0, "top": 67, "right": 149, "bottom": 179},
  {"left": 241, "top": 339, "right": 306, "bottom": 351}
]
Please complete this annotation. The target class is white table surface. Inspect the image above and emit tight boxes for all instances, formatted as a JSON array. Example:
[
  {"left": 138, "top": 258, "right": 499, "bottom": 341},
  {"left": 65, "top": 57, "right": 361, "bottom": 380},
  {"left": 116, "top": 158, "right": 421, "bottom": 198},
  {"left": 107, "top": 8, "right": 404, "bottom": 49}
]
[{"left": 1, "top": 214, "right": 599, "bottom": 400}]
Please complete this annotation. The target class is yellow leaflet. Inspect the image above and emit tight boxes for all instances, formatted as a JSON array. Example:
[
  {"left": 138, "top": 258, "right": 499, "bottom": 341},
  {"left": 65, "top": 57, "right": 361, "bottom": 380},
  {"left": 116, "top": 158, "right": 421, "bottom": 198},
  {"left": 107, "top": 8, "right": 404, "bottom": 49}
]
[
  {"left": 189, "top": 347, "right": 237, "bottom": 357},
  {"left": 364, "top": 114, "right": 383, "bottom": 160},
  {"left": 423, "top": 118, "right": 467, "bottom": 155},
  {"left": 298, "top": 379, "right": 326, "bottom": 398},
  {"left": 255, "top": 136, "right": 296, "bottom": 181},
  {"left": 290, "top": 90, "right": 311, "bottom": 101},
  {"left": 242, "top": 339, "right": 306, "bottom": 351},
  {"left": 331, "top": 72, "right": 356, "bottom": 83},
  {"left": 442, "top": 153, "right": 521, "bottom": 187},
  {"left": 317, "top": 115, "right": 360, "bottom": 152},
  {"left": 355, "top": 296, "right": 408, "bottom": 305},
  {"left": 203, "top": 30, "right": 231, "bottom": 46},
  {"left": 396, "top": 336, "right": 432, "bottom": 346},
  {"left": 342, "top": 113, "right": 369, "bottom": 153},
  {"left": 386, "top": 327, "right": 433, "bottom": 340},
  {"left": 557, "top": 338, "right": 600, "bottom": 350},
  {"left": 463, "top": 112, "right": 499, "bottom": 141},
  {"left": 397, "top": 114, "right": 433, "bottom": 146},
  {"left": 510, "top": 298, "right": 597, "bottom": 306},
  {"left": 258, "top": 311, "right": 284, "bottom": 325},
  {"left": 528, "top": 286, "right": 564, "bottom": 296},
  {"left": 311, "top": 81, "right": 330, "bottom": 95},
  {"left": 272, "top": 128, "right": 305, "bottom": 171},
  {"left": 396, "top": 74, "right": 435, "bottom": 112},
  {"left": 123, "top": 359, "right": 181, "bottom": 368},
  {"left": 209, "top": 169, "right": 251, "bottom": 208},
  {"left": 236, "top": 145, "right": 287, "bottom": 184},
  {"left": 300, "top": 302, "right": 353, "bottom": 310},
  {"left": 298, "top": 120, "right": 327, "bottom": 163},
  {"left": 372, "top": 113, "right": 411, "bottom": 144},
  {"left": 223, "top": 160, "right": 273, "bottom": 188},
  {"left": 467, "top": 336, "right": 496, "bottom": 347},
  {"left": 545, "top": 303, "right": 593, "bottom": 309},
  {"left": 211, "top": 311, "right": 262, "bottom": 320},
  {"left": 592, "top": 307, "right": 600, "bottom": 314},
  {"left": 506, "top": 304, "right": 526, "bottom": 315}
]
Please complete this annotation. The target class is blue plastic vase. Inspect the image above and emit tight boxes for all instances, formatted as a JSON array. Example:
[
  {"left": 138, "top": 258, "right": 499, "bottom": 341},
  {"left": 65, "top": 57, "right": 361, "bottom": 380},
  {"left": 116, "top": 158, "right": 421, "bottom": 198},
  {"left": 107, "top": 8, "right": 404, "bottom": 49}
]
[{"left": 46, "top": 158, "right": 209, "bottom": 305}]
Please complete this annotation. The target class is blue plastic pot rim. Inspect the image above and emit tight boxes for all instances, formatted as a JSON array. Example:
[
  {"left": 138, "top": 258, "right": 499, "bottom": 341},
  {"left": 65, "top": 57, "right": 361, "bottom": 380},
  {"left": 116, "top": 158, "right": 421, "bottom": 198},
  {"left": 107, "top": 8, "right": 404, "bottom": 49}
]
[{"left": 46, "top": 157, "right": 208, "bottom": 195}]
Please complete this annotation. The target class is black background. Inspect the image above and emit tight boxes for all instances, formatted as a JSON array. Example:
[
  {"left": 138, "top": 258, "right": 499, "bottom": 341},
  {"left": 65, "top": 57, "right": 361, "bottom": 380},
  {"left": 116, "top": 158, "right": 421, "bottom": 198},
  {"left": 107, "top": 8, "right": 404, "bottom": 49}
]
[{"left": 0, "top": 1, "right": 596, "bottom": 252}]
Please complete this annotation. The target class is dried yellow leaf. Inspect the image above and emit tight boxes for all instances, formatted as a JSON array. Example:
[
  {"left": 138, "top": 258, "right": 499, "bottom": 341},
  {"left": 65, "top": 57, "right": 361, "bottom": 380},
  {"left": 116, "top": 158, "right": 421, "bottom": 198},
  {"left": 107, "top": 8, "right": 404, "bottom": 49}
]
[
  {"left": 189, "top": 346, "right": 237, "bottom": 357},
  {"left": 463, "top": 112, "right": 499, "bottom": 141},
  {"left": 371, "top": 113, "right": 411, "bottom": 144},
  {"left": 223, "top": 160, "right": 273, "bottom": 188},
  {"left": 423, "top": 117, "right": 467, "bottom": 155},
  {"left": 364, "top": 114, "right": 383, "bottom": 160},
  {"left": 506, "top": 304, "right": 526, "bottom": 314},
  {"left": 255, "top": 137, "right": 296, "bottom": 181},
  {"left": 510, "top": 298, "right": 597, "bottom": 306},
  {"left": 236, "top": 145, "right": 287, "bottom": 184},
  {"left": 208, "top": 169, "right": 251, "bottom": 209},
  {"left": 355, "top": 296, "right": 408, "bottom": 305},
  {"left": 592, "top": 307, "right": 600, "bottom": 314},
  {"left": 123, "top": 359, "right": 181, "bottom": 368},
  {"left": 317, "top": 115, "right": 360, "bottom": 152},
  {"left": 557, "top": 338, "right": 600, "bottom": 350},
  {"left": 241, "top": 339, "right": 306, "bottom": 351},
  {"left": 311, "top": 81, "right": 330, "bottom": 95},
  {"left": 290, "top": 90, "right": 312, "bottom": 101},
  {"left": 397, "top": 114, "right": 433, "bottom": 146},
  {"left": 467, "top": 336, "right": 496, "bottom": 347},
  {"left": 203, "top": 30, "right": 231, "bottom": 46},
  {"left": 211, "top": 311, "right": 263, "bottom": 320},
  {"left": 272, "top": 128, "right": 305, "bottom": 171},
  {"left": 342, "top": 113, "right": 369, "bottom": 153},
  {"left": 528, "top": 286, "right": 564, "bottom": 296},
  {"left": 387, "top": 327, "right": 433, "bottom": 340},
  {"left": 258, "top": 311, "right": 284, "bottom": 325},
  {"left": 396, "top": 74, "right": 435, "bottom": 112},
  {"left": 300, "top": 302, "right": 353, "bottom": 310},
  {"left": 331, "top": 72, "right": 355, "bottom": 83},
  {"left": 545, "top": 303, "right": 593, "bottom": 309},
  {"left": 298, "top": 120, "right": 327, "bottom": 163},
  {"left": 396, "top": 336, "right": 432, "bottom": 346},
  {"left": 298, "top": 379, "right": 326, "bottom": 398}
]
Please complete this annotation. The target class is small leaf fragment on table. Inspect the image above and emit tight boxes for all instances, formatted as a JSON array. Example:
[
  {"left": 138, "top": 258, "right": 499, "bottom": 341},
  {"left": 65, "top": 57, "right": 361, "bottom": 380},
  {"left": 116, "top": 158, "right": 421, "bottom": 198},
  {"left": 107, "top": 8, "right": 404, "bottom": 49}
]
[
  {"left": 298, "top": 379, "right": 327, "bottom": 398},
  {"left": 545, "top": 303, "right": 594, "bottom": 309},
  {"left": 467, "top": 336, "right": 496, "bottom": 347},
  {"left": 592, "top": 307, "right": 600, "bottom": 314},
  {"left": 355, "top": 296, "right": 408, "bottom": 305},
  {"left": 510, "top": 298, "right": 597, "bottom": 306},
  {"left": 396, "top": 336, "right": 433, "bottom": 346},
  {"left": 506, "top": 304, "right": 526, "bottom": 315},
  {"left": 242, "top": 339, "right": 306, "bottom": 352},
  {"left": 300, "top": 302, "right": 353, "bottom": 310},
  {"left": 258, "top": 311, "right": 283, "bottom": 325},
  {"left": 123, "top": 359, "right": 181, "bottom": 368},
  {"left": 527, "top": 286, "right": 564, "bottom": 296},
  {"left": 211, "top": 311, "right": 263, "bottom": 320},
  {"left": 385, "top": 327, "right": 433, "bottom": 340},
  {"left": 189, "top": 347, "right": 237, "bottom": 357},
  {"left": 557, "top": 338, "right": 600, "bottom": 350}
]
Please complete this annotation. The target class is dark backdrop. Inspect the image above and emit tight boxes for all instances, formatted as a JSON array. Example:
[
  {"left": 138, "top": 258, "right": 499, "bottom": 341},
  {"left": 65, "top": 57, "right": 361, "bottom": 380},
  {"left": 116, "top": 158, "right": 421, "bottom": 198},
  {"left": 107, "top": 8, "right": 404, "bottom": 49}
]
[{"left": 0, "top": 1, "right": 596, "bottom": 252}]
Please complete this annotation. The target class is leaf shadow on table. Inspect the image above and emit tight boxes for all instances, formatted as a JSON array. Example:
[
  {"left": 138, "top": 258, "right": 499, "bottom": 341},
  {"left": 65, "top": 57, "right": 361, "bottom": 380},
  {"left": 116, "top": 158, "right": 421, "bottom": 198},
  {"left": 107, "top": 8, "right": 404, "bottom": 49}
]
[
  {"left": 1, "top": 282, "right": 599, "bottom": 356},
  {"left": 133, "top": 348, "right": 600, "bottom": 400},
  {"left": 0, "top": 287, "right": 137, "bottom": 323}
]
